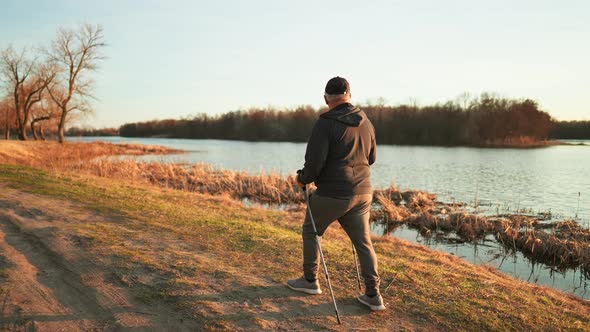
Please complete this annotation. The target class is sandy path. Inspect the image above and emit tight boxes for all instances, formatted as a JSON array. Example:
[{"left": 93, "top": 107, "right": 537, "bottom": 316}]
[
  {"left": 0, "top": 188, "right": 197, "bottom": 331},
  {"left": 0, "top": 186, "right": 422, "bottom": 331}
]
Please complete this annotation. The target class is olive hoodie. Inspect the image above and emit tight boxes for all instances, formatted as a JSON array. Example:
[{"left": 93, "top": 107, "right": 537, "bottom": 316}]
[{"left": 297, "top": 103, "right": 376, "bottom": 197}]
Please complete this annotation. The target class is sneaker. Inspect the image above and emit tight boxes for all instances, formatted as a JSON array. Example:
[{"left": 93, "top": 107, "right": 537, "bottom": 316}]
[
  {"left": 286, "top": 276, "right": 322, "bottom": 295},
  {"left": 357, "top": 294, "right": 386, "bottom": 311}
]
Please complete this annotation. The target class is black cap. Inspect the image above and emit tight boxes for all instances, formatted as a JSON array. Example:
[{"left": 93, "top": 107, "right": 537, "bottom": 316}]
[{"left": 325, "top": 76, "right": 350, "bottom": 95}]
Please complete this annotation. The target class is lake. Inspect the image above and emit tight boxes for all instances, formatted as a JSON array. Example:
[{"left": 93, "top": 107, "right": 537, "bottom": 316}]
[{"left": 70, "top": 136, "right": 590, "bottom": 298}]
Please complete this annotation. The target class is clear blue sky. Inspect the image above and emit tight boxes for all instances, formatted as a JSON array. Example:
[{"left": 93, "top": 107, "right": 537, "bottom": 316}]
[{"left": 1, "top": 0, "right": 588, "bottom": 127}]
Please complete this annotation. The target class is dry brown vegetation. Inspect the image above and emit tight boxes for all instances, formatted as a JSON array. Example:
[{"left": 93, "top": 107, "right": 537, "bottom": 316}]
[
  {"left": 0, "top": 140, "right": 180, "bottom": 166},
  {"left": 89, "top": 160, "right": 305, "bottom": 206},
  {"left": 374, "top": 190, "right": 590, "bottom": 276}
]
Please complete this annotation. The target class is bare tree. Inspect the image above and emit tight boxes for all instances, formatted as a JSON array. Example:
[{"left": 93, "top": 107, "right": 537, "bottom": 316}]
[
  {"left": 0, "top": 47, "right": 29, "bottom": 140},
  {"left": 46, "top": 24, "right": 105, "bottom": 143},
  {"left": 0, "top": 98, "right": 15, "bottom": 139},
  {"left": 0, "top": 46, "right": 56, "bottom": 140}
]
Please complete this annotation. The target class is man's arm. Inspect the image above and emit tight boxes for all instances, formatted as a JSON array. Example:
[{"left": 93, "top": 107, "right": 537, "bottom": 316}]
[
  {"left": 368, "top": 123, "right": 377, "bottom": 165},
  {"left": 297, "top": 119, "right": 330, "bottom": 185}
]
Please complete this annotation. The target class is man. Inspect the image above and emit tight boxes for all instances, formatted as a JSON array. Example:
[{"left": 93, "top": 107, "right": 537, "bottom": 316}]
[{"left": 287, "top": 76, "right": 385, "bottom": 311}]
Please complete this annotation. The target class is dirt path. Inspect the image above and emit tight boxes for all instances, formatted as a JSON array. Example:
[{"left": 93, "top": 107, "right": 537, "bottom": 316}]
[
  {"left": 0, "top": 185, "right": 423, "bottom": 331},
  {"left": 0, "top": 188, "right": 199, "bottom": 331}
]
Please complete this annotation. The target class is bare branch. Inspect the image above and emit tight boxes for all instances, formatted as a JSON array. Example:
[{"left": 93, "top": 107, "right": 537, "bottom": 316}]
[
  {"left": 45, "top": 24, "right": 105, "bottom": 142},
  {"left": 1, "top": 45, "right": 56, "bottom": 140}
]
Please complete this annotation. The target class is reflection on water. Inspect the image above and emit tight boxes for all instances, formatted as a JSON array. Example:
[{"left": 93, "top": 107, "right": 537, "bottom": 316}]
[{"left": 69, "top": 136, "right": 590, "bottom": 298}]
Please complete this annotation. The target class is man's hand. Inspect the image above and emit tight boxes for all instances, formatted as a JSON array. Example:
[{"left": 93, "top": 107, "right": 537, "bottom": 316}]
[
  {"left": 295, "top": 170, "right": 305, "bottom": 188},
  {"left": 296, "top": 179, "right": 305, "bottom": 189}
]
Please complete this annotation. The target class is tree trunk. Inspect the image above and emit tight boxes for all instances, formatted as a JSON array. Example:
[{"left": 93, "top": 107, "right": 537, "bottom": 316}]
[
  {"left": 14, "top": 104, "right": 28, "bottom": 141},
  {"left": 13, "top": 90, "right": 24, "bottom": 141},
  {"left": 31, "top": 121, "right": 39, "bottom": 140},
  {"left": 4, "top": 108, "right": 9, "bottom": 140},
  {"left": 18, "top": 125, "right": 28, "bottom": 140},
  {"left": 31, "top": 116, "right": 51, "bottom": 141},
  {"left": 40, "top": 125, "right": 46, "bottom": 141},
  {"left": 58, "top": 123, "right": 65, "bottom": 143},
  {"left": 57, "top": 107, "right": 67, "bottom": 143}
]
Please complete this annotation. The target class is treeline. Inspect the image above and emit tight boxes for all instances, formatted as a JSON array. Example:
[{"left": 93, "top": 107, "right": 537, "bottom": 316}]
[
  {"left": 121, "top": 106, "right": 319, "bottom": 142},
  {"left": 66, "top": 127, "right": 119, "bottom": 137},
  {"left": 119, "top": 95, "right": 570, "bottom": 146},
  {"left": 550, "top": 121, "right": 590, "bottom": 140}
]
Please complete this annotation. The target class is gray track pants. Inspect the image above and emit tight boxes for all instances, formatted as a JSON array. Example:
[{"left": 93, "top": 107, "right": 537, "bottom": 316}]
[{"left": 302, "top": 193, "right": 380, "bottom": 296}]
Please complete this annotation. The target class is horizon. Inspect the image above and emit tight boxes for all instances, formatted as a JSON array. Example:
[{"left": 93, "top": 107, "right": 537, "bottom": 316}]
[{"left": 1, "top": 1, "right": 589, "bottom": 127}]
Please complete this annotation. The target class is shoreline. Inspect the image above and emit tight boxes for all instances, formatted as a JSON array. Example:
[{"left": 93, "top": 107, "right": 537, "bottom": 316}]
[{"left": 66, "top": 135, "right": 588, "bottom": 148}]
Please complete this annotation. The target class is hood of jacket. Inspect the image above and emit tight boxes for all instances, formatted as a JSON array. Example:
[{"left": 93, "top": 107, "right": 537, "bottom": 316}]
[{"left": 320, "top": 103, "right": 365, "bottom": 127}]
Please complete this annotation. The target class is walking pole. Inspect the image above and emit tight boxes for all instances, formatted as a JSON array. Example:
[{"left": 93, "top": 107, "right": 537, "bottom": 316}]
[
  {"left": 304, "top": 185, "right": 342, "bottom": 325},
  {"left": 352, "top": 244, "right": 362, "bottom": 294}
]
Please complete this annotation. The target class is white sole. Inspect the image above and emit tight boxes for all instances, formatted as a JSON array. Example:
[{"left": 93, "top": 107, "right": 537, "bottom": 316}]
[
  {"left": 287, "top": 283, "right": 322, "bottom": 295},
  {"left": 358, "top": 297, "right": 386, "bottom": 311}
]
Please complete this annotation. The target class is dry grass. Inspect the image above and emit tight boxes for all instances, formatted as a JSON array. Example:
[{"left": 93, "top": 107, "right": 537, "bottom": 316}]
[
  {"left": 0, "top": 141, "right": 307, "bottom": 205},
  {"left": 0, "top": 140, "right": 180, "bottom": 167},
  {"left": 494, "top": 218, "right": 590, "bottom": 275},
  {"left": 402, "top": 190, "right": 437, "bottom": 211},
  {"left": 87, "top": 160, "right": 305, "bottom": 205},
  {"left": 370, "top": 182, "right": 590, "bottom": 275},
  {"left": 0, "top": 141, "right": 445, "bottom": 211},
  {"left": 373, "top": 191, "right": 411, "bottom": 222}
]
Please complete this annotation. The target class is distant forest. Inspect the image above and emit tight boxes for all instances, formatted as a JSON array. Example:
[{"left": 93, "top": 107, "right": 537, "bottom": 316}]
[
  {"left": 66, "top": 127, "right": 119, "bottom": 137},
  {"left": 550, "top": 121, "right": 590, "bottom": 140},
  {"left": 70, "top": 95, "right": 589, "bottom": 146}
]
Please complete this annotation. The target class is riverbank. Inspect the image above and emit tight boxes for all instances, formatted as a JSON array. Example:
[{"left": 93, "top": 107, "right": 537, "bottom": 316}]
[
  {"left": 101, "top": 135, "right": 567, "bottom": 148},
  {"left": 3, "top": 140, "right": 590, "bottom": 279},
  {"left": 476, "top": 139, "right": 563, "bottom": 148},
  {"left": 10, "top": 141, "right": 587, "bottom": 279},
  {"left": 0, "top": 141, "right": 588, "bottom": 330},
  {"left": 0, "top": 140, "right": 181, "bottom": 166},
  {"left": 0, "top": 165, "right": 588, "bottom": 331}
]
